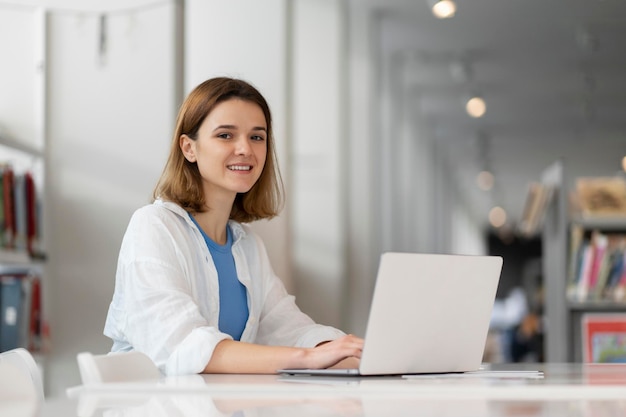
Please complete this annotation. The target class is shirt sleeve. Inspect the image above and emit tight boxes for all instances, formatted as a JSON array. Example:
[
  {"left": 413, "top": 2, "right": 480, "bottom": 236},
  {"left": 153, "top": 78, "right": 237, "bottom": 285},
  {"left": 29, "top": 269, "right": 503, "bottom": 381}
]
[
  {"left": 105, "top": 207, "right": 231, "bottom": 376},
  {"left": 248, "top": 232, "right": 346, "bottom": 347}
]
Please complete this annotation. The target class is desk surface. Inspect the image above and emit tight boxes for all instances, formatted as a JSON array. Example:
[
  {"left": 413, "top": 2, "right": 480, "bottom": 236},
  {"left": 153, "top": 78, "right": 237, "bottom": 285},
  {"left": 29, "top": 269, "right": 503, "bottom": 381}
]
[{"left": 37, "top": 363, "right": 626, "bottom": 417}]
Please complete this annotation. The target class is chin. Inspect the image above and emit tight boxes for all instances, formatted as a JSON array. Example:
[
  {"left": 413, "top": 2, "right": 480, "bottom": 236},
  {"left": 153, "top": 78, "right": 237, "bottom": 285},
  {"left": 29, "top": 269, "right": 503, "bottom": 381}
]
[{"left": 233, "top": 184, "right": 255, "bottom": 194}]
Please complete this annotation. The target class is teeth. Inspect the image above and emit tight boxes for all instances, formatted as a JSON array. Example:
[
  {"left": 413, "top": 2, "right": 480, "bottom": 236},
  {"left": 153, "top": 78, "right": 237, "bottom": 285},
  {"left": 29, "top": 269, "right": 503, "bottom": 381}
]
[{"left": 228, "top": 165, "right": 252, "bottom": 171}]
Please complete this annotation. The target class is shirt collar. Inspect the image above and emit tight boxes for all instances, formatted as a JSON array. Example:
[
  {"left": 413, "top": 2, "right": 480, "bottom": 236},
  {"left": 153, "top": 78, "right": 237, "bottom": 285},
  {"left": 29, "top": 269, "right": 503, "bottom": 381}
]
[{"left": 154, "top": 199, "right": 247, "bottom": 244}]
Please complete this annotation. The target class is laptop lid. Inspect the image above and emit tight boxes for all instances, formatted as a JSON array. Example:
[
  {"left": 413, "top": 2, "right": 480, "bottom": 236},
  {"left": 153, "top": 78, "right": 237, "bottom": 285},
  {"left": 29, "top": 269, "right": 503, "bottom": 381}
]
[{"left": 358, "top": 252, "right": 502, "bottom": 376}]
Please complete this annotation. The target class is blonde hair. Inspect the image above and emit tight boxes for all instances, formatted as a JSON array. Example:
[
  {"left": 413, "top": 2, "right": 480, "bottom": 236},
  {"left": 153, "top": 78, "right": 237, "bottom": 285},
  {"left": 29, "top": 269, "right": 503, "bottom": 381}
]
[{"left": 153, "top": 77, "right": 284, "bottom": 222}]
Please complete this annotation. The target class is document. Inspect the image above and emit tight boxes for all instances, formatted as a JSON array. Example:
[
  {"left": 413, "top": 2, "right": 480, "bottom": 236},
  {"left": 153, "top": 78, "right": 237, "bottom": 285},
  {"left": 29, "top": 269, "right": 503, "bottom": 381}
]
[{"left": 402, "top": 370, "right": 544, "bottom": 380}]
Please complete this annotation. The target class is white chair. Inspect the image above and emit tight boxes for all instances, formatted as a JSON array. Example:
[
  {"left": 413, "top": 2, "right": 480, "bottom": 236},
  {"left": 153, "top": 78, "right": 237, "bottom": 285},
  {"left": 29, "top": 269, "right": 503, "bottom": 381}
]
[
  {"left": 76, "top": 351, "right": 161, "bottom": 385},
  {"left": 0, "top": 348, "right": 44, "bottom": 402}
]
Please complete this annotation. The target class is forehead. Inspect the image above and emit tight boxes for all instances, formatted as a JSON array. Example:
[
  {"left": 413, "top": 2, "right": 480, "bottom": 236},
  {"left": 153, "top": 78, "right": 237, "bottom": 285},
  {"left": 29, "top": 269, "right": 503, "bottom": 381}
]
[{"left": 204, "top": 98, "right": 266, "bottom": 126}]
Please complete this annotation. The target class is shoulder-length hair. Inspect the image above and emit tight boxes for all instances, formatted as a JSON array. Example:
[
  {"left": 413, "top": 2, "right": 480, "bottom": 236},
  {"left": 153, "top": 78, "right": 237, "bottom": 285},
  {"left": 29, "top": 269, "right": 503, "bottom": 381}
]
[{"left": 153, "top": 77, "right": 284, "bottom": 223}]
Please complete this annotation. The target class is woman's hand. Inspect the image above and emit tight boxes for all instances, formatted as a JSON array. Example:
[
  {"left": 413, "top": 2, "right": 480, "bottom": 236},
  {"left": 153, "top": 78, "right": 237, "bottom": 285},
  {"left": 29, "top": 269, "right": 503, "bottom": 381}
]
[
  {"left": 203, "top": 335, "right": 363, "bottom": 374},
  {"left": 305, "top": 334, "right": 364, "bottom": 369}
]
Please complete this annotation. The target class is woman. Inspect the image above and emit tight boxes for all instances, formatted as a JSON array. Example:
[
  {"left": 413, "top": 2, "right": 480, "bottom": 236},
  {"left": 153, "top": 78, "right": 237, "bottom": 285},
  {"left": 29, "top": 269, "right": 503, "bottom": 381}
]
[{"left": 104, "top": 77, "right": 363, "bottom": 375}]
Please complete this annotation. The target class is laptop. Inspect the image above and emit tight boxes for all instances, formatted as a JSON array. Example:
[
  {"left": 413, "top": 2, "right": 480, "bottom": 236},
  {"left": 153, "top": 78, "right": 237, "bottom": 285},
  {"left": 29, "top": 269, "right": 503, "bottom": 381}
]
[{"left": 279, "top": 252, "right": 503, "bottom": 376}]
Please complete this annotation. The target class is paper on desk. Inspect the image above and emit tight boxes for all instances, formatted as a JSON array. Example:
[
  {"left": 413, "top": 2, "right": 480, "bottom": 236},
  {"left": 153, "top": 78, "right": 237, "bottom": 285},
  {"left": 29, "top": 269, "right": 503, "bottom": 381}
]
[{"left": 402, "top": 370, "right": 544, "bottom": 380}]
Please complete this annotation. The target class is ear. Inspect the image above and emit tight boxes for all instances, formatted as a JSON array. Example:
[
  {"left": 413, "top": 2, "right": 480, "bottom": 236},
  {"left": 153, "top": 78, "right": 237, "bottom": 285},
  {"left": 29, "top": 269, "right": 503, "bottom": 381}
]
[{"left": 180, "top": 134, "right": 197, "bottom": 163}]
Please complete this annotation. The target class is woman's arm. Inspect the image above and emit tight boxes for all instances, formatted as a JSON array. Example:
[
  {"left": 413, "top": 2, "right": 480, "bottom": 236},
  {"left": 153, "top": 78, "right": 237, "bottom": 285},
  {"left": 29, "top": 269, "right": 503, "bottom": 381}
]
[{"left": 203, "top": 334, "right": 363, "bottom": 374}]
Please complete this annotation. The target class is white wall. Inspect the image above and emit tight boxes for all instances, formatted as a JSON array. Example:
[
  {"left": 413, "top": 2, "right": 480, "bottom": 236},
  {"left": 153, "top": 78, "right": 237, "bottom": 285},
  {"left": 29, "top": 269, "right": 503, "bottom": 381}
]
[
  {"left": 290, "top": 0, "right": 346, "bottom": 328},
  {"left": 345, "top": 5, "right": 379, "bottom": 336},
  {"left": 185, "top": 0, "right": 294, "bottom": 291},
  {"left": 185, "top": 0, "right": 350, "bottom": 329},
  {"left": 43, "top": 3, "right": 177, "bottom": 395},
  {"left": 0, "top": 7, "right": 39, "bottom": 147}
]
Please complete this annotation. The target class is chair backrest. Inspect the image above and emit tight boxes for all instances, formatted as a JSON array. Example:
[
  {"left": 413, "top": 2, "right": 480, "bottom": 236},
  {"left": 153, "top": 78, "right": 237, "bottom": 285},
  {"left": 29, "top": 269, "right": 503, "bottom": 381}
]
[
  {"left": 76, "top": 351, "right": 161, "bottom": 385},
  {"left": 0, "top": 348, "right": 44, "bottom": 402}
]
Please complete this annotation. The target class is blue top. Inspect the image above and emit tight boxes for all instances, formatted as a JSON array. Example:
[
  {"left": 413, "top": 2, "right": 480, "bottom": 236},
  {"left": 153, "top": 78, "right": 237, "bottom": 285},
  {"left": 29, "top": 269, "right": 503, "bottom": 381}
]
[{"left": 189, "top": 214, "right": 249, "bottom": 340}]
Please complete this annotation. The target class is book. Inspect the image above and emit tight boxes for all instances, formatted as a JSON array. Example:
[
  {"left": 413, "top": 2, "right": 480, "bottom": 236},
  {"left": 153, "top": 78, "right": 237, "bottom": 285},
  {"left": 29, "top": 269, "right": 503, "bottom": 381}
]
[
  {"left": 576, "top": 243, "right": 594, "bottom": 301},
  {"left": 518, "top": 182, "right": 553, "bottom": 237},
  {"left": 601, "top": 240, "right": 625, "bottom": 300},
  {"left": 0, "top": 275, "right": 23, "bottom": 352},
  {"left": 18, "top": 274, "right": 32, "bottom": 350},
  {"left": 587, "top": 231, "right": 608, "bottom": 295},
  {"left": 613, "top": 255, "right": 626, "bottom": 301},
  {"left": 2, "top": 165, "right": 14, "bottom": 248},
  {"left": 567, "top": 224, "right": 584, "bottom": 293},
  {"left": 13, "top": 173, "right": 26, "bottom": 251},
  {"left": 0, "top": 272, "right": 43, "bottom": 353},
  {"left": 28, "top": 276, "right": 42, "bottom": 352},
  {"left": 0, "top": 167, "right": 4, "bottom": 245},
  {"left": 568, "top": 229, "right": 626, "bottom": 302},
  {"left": 24, "top": 171, "right": 37, "bottom": 255},
  {"left": 582, "top": 313, "right": 626, "bottom": 363}
]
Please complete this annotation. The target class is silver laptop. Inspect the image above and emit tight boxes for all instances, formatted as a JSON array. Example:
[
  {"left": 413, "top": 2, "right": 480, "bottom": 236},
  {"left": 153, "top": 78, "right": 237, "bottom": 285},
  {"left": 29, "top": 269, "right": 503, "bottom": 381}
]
[{"left": 279, "top": 252, "right": 503, "bottom": 376}]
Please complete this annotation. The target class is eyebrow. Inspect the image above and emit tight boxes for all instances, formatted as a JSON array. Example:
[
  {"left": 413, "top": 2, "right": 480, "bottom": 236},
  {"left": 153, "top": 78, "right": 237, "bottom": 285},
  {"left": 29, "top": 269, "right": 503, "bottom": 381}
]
[{"left": 213, "top": 124, "right": 267, "bottom": 132}]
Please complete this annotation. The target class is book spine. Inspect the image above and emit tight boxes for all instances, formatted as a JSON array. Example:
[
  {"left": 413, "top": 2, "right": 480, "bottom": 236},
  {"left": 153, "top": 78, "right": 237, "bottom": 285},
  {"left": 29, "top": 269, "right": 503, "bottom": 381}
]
[
  {"left": 0, "top": 167, "right": 5, "bottom": 245},
  {"left": 614, "top": 254, "right": 626, "bottom": 302},
  {"left": 28, "top": 276, "right": 42, "bottom": 352},
  {"left": 2, "top": 166, "right": 14, "bottom": 248},
  {"left": 587, "top": 232, "right": 608, "bottom": 296},
  {"left": 577, "top": 244, "right": 594, "bottom": 301},
  {"left": 13, "top": 173, "right": 27, "bottom": 251},
  {"left": 0, "top": 272, "right": 43, "bottom": 353},
  {"left": 24, "top": 172, "right": 37, "bottom": 255},
  {"left": 0, "top": 275, "right": 23, "bottom": 351}
]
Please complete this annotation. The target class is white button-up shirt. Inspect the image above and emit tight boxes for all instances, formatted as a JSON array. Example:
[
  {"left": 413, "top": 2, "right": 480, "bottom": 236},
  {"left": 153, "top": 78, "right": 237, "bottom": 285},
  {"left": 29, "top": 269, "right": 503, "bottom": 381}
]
[{"left": 103, "top": 200, "right": 345, "bottom": 375}]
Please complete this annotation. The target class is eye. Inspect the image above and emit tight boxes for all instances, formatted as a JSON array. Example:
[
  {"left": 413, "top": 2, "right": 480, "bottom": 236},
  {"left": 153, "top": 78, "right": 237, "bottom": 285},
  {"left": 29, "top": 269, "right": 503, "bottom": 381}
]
[
  {"left": 217, "top": 132, "right": 232, "bottom": 139},
  {"left": 251, "top": 135, "right": 266, "bottom": 142}
]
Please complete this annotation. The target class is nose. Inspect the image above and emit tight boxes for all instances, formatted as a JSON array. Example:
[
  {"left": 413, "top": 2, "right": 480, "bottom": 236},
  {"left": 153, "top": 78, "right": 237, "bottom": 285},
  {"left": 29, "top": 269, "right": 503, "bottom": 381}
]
[{"left": 235, "top": 136, "right": 252, "bottom": 156}]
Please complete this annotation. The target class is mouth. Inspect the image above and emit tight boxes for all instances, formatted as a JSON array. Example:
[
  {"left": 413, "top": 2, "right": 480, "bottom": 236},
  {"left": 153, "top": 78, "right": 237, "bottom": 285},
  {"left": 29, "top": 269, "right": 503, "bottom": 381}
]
[{"left": 227, "top": 165, "right": 253, "bottom": 171}]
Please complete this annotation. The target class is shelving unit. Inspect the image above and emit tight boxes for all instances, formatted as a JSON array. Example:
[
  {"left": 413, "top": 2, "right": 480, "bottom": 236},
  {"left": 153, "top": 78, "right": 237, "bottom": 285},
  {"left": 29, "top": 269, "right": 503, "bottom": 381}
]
[
  {"left": 567, "top": 216, "right": 626, "bottom": 362},
  {"left": 0, "top": 7, "right": 48, "bottom": 384},
  {"left": 0, "top": 248, "right": 32, "bottom": 265},
  {"left": 1, "top": 138, "right": 47, "bottom": 358},
  {"left": 542, "top": 160, "right": 626, "bottom": 362}
]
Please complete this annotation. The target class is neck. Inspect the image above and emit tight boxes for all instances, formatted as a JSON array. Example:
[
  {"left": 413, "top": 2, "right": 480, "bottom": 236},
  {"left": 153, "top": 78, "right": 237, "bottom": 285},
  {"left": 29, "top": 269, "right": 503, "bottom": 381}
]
[
  {"left": 192, "top": 210, "right": 229, "bottom": 245},
  {"left": 194, "top": 187, "right": 237, "bottom": 244}
]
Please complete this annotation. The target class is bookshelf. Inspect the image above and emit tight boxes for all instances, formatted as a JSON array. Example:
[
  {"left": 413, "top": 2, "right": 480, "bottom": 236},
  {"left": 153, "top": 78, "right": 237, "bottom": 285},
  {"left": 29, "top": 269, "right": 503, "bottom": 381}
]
[
  {"left": 1, "top": 137, "right": 47, "bottom": 358},
  {"left": 542, "top": 160, "right": 626, "bottom": 362},
  {"left": 0, "top": 7, "right": 48, "bottom": 380},
  {"left": 0, "top": 248, "right": 32, "bottom": 265}
]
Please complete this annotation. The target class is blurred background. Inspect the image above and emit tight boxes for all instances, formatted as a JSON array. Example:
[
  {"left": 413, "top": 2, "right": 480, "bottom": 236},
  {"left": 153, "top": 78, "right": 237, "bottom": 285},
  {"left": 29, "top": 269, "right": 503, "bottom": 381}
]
[{"left": 1, "top": 0, "right": 626, "bottom": 396}]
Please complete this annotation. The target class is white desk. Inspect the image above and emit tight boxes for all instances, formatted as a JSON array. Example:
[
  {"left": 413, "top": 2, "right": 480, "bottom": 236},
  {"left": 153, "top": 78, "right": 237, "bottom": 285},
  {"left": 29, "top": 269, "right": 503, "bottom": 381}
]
[{"left": 37, "top": 363, "right": 626, "bottom": 417}]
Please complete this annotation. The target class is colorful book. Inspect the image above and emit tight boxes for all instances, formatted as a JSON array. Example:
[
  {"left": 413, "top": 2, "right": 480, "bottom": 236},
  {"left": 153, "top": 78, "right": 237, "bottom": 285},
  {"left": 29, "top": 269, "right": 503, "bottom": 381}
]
[
  {"left": 576, "top": 243, "right": 594, "bottom": 301},
  {"left": 582, "top": 313, "right": 626, "bottom": 363},
  {"left": 24, "top": 171, "right": 37, "bottom": 254},
  {"left": 593, "top": 236, "right": 621, "bottom": 300},
  {"left": 587, "top": 232, "right": 608, "bottom": 295},
  {"left": 28, "top": 276, "right": 42, "bottom": 352},
  {"left": 604, "top": 246, "right": 625, "bottom": 300},
  {"left": 13, "top": 173, "right": 27, "bottom": 251},
  {"left": 0, "top": 275, "right": 23, "bottom": 352},
  {"left": 0, "top": 167, "right": 5, "bottom": 245},
  {"left": 2, "top": 165, "right": 14, "bottom": 248},
  {"left": 613, "top": 254, "right": 626, "bottom": 301},
  {"left": 567, "top": 225, "right": 584, "bottom": 300}
]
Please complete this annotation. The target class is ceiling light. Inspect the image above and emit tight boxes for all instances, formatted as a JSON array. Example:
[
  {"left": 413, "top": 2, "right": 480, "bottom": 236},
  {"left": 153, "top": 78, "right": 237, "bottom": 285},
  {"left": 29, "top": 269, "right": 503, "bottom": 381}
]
[
  {"left": 476, "top": 171, "right": 494, "bottom": 191},
  {"left": 466, "top": 96, "right": 486, "bottom": 118},
  {"left": 488, "top": 206, "right": 507, "bottom": 228},
  {"left": 431, "top": 0, "right": 456, "bottom": 19}
]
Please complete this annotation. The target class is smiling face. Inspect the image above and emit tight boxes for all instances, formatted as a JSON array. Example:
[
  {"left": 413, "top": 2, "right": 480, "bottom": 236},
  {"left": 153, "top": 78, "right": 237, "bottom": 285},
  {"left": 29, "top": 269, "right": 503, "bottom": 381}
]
[{"left": 180, "top": 98, "right": 268, "bottom": 205}]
